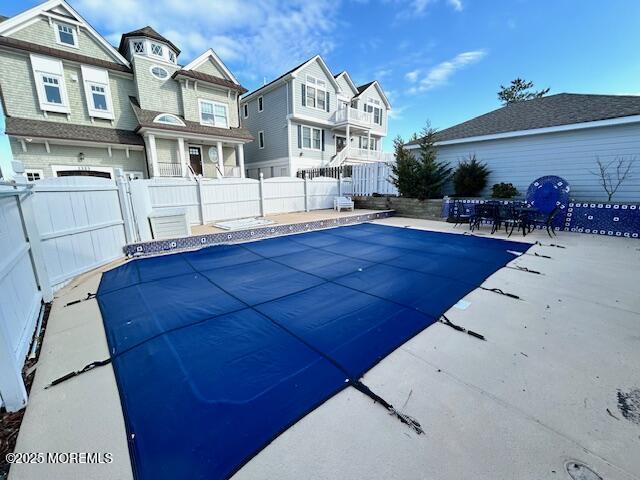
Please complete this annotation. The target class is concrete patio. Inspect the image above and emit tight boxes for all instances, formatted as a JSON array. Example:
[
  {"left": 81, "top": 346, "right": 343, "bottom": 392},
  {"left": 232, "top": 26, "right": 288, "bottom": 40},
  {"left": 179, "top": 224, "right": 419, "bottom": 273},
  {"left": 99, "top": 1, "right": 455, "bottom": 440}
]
[{"left": 8, "top": 218, "right": 640, "bottom": 480}]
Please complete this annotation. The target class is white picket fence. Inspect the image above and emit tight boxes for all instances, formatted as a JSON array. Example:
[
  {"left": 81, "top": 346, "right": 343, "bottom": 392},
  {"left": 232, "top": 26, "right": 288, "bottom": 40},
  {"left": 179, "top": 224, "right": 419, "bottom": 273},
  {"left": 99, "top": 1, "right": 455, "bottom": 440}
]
[{"left": 348, "top": 162, "right": 398, "bottom": 197}]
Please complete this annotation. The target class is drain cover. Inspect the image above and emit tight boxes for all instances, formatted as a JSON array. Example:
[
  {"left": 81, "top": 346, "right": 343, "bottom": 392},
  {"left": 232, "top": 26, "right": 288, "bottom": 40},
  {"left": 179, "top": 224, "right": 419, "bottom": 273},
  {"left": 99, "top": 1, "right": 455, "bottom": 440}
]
[{"left": 566, "top": 461, "right": 602, "bottom": 480}]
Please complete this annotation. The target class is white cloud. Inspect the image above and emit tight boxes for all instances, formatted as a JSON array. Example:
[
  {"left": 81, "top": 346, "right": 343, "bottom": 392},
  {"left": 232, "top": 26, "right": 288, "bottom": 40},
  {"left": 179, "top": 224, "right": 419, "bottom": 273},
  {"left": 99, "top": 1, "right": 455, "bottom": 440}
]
[
  {"left": 392, "top": 0, "right": 463, "bottom": 19},
  {"left": 405, "top": 69, "right": 420, "bottom": 83},
  {"left": 375, "top": 68, "right": 392, "bottom": 79},
  {"left": 388, "top": 105, "right": 407, "bottom": 119},
  {"left": 410, "top": 49, "right": 486, "bottom": 93},
  {"left": 447, "top": 0, "right": 463, "bottom": 11},
  {"left": 75, "top": 0, "right": 339, "bottom": 78}
]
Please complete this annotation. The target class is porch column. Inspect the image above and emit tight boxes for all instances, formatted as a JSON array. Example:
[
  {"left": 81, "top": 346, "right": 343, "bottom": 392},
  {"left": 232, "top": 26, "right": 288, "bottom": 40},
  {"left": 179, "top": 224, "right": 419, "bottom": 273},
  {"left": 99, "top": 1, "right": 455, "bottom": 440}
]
[
  {"left": 145, "top": 134, "right": 159, "bottom": 177},
  {"left": 236, "top": 144, "right": 245, "bottom": 178},
  {"left": 178, "top": 137, "right": 187, "bottom": 177},
  {"left": 216, "top": 141, "right": 224, "bottom": 177}
]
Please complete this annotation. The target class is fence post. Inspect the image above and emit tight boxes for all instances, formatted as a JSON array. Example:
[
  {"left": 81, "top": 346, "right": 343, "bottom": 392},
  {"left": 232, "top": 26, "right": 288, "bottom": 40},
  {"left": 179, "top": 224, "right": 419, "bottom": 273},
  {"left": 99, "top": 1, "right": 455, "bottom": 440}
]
[
  {"left": 196, "top": 176, "right": 205, "bottom": 225},
  {"left": 304, "top": 175, "right": 310, "bottom": 212},
  {"left": 259, "top": 172, "right": 265, "bottom": 217},
  {"left": 115, "top": 169, "right": 136, "bottom": 243},
  {"left": 12, "top": 161, "right": 53, "bottom": 303},
  {"left": 0, "top": 322, "right": 28, "bottom": 411}
]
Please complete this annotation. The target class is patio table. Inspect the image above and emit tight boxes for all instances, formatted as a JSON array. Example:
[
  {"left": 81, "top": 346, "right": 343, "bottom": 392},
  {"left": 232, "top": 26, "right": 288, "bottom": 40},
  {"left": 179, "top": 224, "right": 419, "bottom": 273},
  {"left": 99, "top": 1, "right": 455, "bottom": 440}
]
[{"left": 511, "top": 206, "right": 539, "bottom": 236}]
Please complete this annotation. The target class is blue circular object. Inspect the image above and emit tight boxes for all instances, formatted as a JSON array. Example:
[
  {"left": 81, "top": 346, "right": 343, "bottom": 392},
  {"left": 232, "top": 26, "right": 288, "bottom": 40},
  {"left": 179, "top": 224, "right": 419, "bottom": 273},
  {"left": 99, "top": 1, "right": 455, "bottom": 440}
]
[{"left": 526, "top": 175, "right": 570, "bottom": 214}]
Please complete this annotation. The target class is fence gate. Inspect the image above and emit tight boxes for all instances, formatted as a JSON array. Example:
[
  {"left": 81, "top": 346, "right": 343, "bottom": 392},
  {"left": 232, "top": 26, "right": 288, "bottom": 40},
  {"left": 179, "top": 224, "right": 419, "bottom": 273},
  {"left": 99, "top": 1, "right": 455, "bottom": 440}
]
[{"left": 0, "top": 185, "right": 43, "bottom": 411}]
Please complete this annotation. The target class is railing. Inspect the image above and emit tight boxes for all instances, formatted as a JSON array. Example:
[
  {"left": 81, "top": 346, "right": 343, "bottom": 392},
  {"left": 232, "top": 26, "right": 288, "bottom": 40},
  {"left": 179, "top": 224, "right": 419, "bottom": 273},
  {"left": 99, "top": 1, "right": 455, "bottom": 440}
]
[
  {"left": 333, "top": 107, "right": 373, "bottom": 126},
  {"left": 157, "top": 162, "right": 183, "bottom": 177},
  {"left": 327, "top": 147, "right": 395, "bottom": 167},
  {"left": 224, "top": 166, "right": 241, "bottom": 177}
]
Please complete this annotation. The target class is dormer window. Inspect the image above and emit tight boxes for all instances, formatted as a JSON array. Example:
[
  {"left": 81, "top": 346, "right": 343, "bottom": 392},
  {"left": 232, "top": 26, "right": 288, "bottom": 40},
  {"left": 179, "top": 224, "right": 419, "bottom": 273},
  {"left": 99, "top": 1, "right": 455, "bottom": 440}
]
[
  {"left": 150, "top": 43, "right": 164, "bottom": 57},
  {"left": 55, "top": 23, "right": 78, "bottom": 48},
  {"left": 168, "top": 51, "right": 176, "bottom": 63},
  {"left": 132, "top": 40, "right": 145, "bottom": 54},
  {"left": 154, "top": 113, "right": 185, "bottom": 126}
]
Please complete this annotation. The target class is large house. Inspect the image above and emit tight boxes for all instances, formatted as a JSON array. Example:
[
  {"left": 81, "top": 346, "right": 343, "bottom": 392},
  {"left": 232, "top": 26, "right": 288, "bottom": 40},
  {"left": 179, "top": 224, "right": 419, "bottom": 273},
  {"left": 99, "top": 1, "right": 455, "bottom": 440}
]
[
  {"left": 240, "top": 55, "right": 392, "bottom": 178},
  {"left": 406, "top": 93, "right": 640, "bottom": 201},
  {"left": 0, "top": 0, "right": 252, "bottom": 180}
]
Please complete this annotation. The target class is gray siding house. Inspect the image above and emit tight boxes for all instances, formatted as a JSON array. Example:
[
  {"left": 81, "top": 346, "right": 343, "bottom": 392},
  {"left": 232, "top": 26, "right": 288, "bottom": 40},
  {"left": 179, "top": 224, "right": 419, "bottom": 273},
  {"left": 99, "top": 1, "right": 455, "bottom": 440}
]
[
  {"left": 406, "top": 94, "right": 640, "bottom": 201},
  {"left": 240, "top": 55, "right": 392, "bottom": 178},
  {"left": 0, "top": 0, "right": 252, "bottom": 180}
]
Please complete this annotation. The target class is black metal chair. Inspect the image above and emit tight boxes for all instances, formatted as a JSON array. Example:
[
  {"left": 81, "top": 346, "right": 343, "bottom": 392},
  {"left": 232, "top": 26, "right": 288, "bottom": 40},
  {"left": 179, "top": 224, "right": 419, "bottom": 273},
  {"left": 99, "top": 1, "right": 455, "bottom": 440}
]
[
  {"left": 447, "top": 200, "right": 472, "bottom": 227},
  {"left": 469, "top": 203, "right": 498, "bottom": 232},
  {"left": 524, "top": 206, "right": 562, "bottom": 237},
  {"left": 495, "top": 203, "right": 521, "bottom": 235}
]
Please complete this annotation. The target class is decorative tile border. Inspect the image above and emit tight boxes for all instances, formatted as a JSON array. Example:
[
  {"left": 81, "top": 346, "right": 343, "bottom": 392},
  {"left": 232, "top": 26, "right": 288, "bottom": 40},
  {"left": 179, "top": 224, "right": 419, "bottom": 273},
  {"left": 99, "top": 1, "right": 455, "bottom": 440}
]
[
  {"left": 124, "top": 210, "right": 396, "bottom": 257},
  {"left": 442, "top": 198, "right": 640, "bottom": 238}
]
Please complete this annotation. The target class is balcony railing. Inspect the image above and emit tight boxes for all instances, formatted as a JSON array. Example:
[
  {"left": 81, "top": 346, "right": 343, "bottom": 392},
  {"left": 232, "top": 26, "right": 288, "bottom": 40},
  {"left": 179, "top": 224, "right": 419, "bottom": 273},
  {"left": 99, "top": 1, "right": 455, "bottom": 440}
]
[
  {"left": 328, "top": 147, "right": 395, "bottom": 167},
  {"left": 333, "top": 107, "right": 373, "bottom": 126},
  {"left": 157, "top": 162, "right": 183, "bottom": 177}
]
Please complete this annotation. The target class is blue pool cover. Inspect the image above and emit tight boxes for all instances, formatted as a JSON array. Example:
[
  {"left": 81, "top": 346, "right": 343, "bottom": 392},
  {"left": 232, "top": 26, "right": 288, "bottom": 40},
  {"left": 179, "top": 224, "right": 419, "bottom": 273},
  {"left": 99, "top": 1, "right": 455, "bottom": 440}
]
[{"left": 97, "top": 223, "right": 530, "bottom": 479}]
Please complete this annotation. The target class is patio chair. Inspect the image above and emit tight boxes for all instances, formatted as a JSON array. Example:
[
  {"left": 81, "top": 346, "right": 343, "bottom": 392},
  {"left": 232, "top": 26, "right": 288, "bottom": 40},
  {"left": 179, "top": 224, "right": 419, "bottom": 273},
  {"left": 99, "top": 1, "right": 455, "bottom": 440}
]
[
  {"left": 334, "top": 196, "right": 354, "bottom": 212},
  {"left": 446, "top": 199, "right": 472, "bottom": 226},
  {"left": 469, "top": 203, "right": 498, "bottom": 232},
  {"left": 523, "top": 205, "right": 562, "bottom": 237}
]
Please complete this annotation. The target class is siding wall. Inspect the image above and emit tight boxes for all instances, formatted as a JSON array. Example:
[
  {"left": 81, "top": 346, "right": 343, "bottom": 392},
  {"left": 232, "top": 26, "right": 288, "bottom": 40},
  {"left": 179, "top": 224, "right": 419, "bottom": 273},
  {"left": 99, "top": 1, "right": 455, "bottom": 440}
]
[
  {"left": 132, "top": 55, "right": 182, "bottom": 114},
  {"left": 290, "top": 121, "right": 336, "bottom": 172},
  {"left": 292, "top": 60, "right": 338, "bottom": 123},
  {"left": 180, "top": 81, "right": 239, "bottom": 127},
  {"left": 241, "top": 82, "right": 290, "bottom": 168},
  {"left": 155, "top": 138, "right": 179, "bottom": 164},
  {"left": 10, "top": 138, "right": 147, "bottom": 177},
  {"left": 193, "top": 58, "right": 226, "bottom": 77},
  {"left": 428, "top": 123, "right": 640, "bottom": 202},
  {"left": 8, "top": 17, "right": 116, "bottom": 62},
  {"left": 0, "top": 49, "right": 138, "bottom": 130},
  {"left": 357, "top": 84, "right": 388, "bottom": 136},
  {"left": 335, "top": 76, "right": 355, "bottom": 98}
]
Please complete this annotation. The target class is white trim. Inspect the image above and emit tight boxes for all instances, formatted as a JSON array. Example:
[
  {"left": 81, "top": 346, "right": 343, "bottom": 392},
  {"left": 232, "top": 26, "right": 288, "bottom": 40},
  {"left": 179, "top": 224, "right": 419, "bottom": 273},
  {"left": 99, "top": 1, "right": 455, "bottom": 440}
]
[
  {"left": 334, "top": 71, "right": 359, "bottom": 96},
  {"left": 242, "top": 54, "right": 340, "bottom": 103},
  {"left": 258, "top": 131, "right": 265, "bottom": 149},
  {"left": 304, "top": 74, "right": 329, "bottom": 112},
  {"left": 287, "top": 112, "right": 333, "bottom": 128},
  {"left": 301, "top": 125, "right": 322, "bottom": 151},
  {"left": 24, "top": 168, "right": 44, "bottom": 181},
  {"left": 153, "top": 113, "right": 186, "bottom": 126},
  {"left": 405, "top": 114, "right": 640, "bottom": 149},
  {"left": 11, "top": 135, "right": 144, "bottom": 150},
  {"left": 136, "top": 127, "right": 247, "bottom": 144},
  {"left": 198, "top": 99, "right": 229, "bottom": 128},
  {"left": 149, "top": 65, "right": 170, "bottom": 80},
  {"left": 182, "top": 48, "right": 240, "bottom": 85},
  {"left": 53, "top": 21, "right": 79, "bottom": 49},
  {"left": 258, "top": 96, "right": 264, "bottom": 112},
  {"left": 50, "top": 164, "right": 115, "bottom": 178},
  {"left": 81, "top": 65, "right": 114, "bottom": 120},
  {"left": 30, "top": 55, "right": 70, "bottom": 114},
  {"left": 355, "top": 80, "right": 391, "bottom": 109},
  {"left": 0, "top": 0, "right": 130, "bottom": 67}
]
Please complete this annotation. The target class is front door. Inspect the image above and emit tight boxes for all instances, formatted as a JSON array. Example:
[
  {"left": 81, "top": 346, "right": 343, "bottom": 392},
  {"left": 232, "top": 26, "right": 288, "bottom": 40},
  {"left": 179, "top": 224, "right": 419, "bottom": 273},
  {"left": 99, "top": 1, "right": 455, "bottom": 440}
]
[
  {"left": 189, "top": 146, "right": 202, "bottom": 175},
  {"left": 336, "top": 136, "right": 347, "bottom": 153}
]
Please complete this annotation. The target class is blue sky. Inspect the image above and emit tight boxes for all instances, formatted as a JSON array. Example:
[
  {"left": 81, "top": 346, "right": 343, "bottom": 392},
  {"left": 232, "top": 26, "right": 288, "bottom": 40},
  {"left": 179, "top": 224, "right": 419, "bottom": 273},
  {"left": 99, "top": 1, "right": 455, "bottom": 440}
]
[{"left": 2, "top": 0, "right": 640, "bottom": 165}]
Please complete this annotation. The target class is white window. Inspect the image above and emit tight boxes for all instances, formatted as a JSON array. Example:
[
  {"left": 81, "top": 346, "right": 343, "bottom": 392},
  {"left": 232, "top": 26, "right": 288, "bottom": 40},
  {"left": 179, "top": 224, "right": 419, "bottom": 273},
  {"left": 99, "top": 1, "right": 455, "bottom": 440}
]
[
  {"left": 150, "top": 65, "right": 168, "bottom": 80},
  {"left": 360, "top": 136, "right": 378, "bottom": 150},
  {"left": 31, "top": 55, "right": 69, "bottom": 113},
  {"left": 55, "top": 23, "right": 77, "bottom": 48},
  {"left": 199, "top": 100, "right": 229, "bottom": 128},
  {"left": 132, "top": 40, "right": 145, "bottom": 54},
  {"left": 301, "top": 126, "right": 322, "bottom": 150},
  {"left": 243, "top": 103, "right": 248, "bottom": 118},
  {"left": 153, "top": 113, "right": 185, "bottom": 126},
  {"left": 258, "top": 131, "right": 265, "bottom": 149},
  {"left": 150, "top": 43, "right": 164, "bottom": 57},
  {"left": 366, "top": 97, "right": 382, "bottom": 126},
  {"left": 81, "top": 65, "right": 114, "bottom": 119},
  {"left": 25, "top": 169, "right": 43, "bottom": 182},
  {"left": 304, "top": 75, "right": 327, "bottom": 111},
  {"left": 168, "top": 51, "right": 176, "bottom": 63},
  {"left": 258, "top": 96, "right": 263, "bottom": 112}
]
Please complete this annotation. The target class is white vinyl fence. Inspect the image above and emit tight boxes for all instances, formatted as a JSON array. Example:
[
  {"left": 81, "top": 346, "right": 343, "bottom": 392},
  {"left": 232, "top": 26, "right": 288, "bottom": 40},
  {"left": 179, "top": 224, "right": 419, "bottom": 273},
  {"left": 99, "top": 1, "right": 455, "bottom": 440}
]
[
  {"left": 348, "top": 162, "right": 398, "bottom": 197},
  {"left": 131, "top": 175, "right": 347, "bottom": 241}
]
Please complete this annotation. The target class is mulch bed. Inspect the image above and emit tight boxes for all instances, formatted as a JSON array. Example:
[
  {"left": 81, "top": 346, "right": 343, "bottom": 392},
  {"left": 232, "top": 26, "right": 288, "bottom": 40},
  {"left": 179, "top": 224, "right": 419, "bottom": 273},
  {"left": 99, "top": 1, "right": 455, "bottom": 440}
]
[{"left": 0, "top": 303, "right": 51, "bottom": 480}]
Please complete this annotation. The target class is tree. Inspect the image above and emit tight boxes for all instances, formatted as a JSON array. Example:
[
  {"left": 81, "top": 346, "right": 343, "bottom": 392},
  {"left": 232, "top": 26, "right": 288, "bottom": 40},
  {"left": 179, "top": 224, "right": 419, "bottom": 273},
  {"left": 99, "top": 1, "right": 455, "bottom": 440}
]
[
  {"left": 590, "top": 156, "right": 635, "bottom": 201},
  {"left": 498, "top": 78, "right": 550, "bottom": 105},
  {"left": 452, "top": 154, "right": 491, "bottom": 197},
  {"left": 413, "top": 125, "right": 452, "bottom": 199},
  {"left": 390, "top": 135, "right": 421, "bottom": 198}
]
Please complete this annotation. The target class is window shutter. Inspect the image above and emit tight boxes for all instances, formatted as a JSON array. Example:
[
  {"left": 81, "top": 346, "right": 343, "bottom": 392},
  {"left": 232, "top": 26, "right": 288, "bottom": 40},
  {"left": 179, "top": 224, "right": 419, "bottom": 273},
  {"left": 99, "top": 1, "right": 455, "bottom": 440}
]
[
  {"left": 325, "top": 92, "right": 330, "bottom": 112},
  {"left": 321, "top": 129, "right": 325, "bottom": 151},
  {"left": 358, "top": 137, "right": 362, "bottom": 149},
  {"left": 301, "top": 84, "right": 306, "bottom": 107},
  {"left": 297, "top": 125, "right": 302, "bottom": 148}
]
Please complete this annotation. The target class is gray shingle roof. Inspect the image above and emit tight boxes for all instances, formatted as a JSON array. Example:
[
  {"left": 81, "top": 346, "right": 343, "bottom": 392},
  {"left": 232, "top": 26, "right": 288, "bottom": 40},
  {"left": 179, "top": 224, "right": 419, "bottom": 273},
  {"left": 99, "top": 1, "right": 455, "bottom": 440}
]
[
  {"left": 129, "top": 98, "right": 253, "bottom": 141},
  {"left": 4, "top": 117, "right": 144, "bottom": 145},
  {"left": 118, "top": 26, "right": 181, "bottom": 55},
  {"left": 356, "top": 81, "right": 375, "bottom": 94},
  {"left": 172, "top": 70, "right": 247, "bottom": 94},
  {"left": 407, "top": 93, "right": 640, "bottom": 145}
]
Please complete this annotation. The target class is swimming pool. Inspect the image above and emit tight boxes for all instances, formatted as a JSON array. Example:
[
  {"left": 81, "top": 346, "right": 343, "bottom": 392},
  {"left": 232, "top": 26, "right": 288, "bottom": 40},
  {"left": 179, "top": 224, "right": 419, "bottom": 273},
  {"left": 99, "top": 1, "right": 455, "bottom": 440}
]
[{"left": 97, "top": 223, "right": 530, "bottom": 479}]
